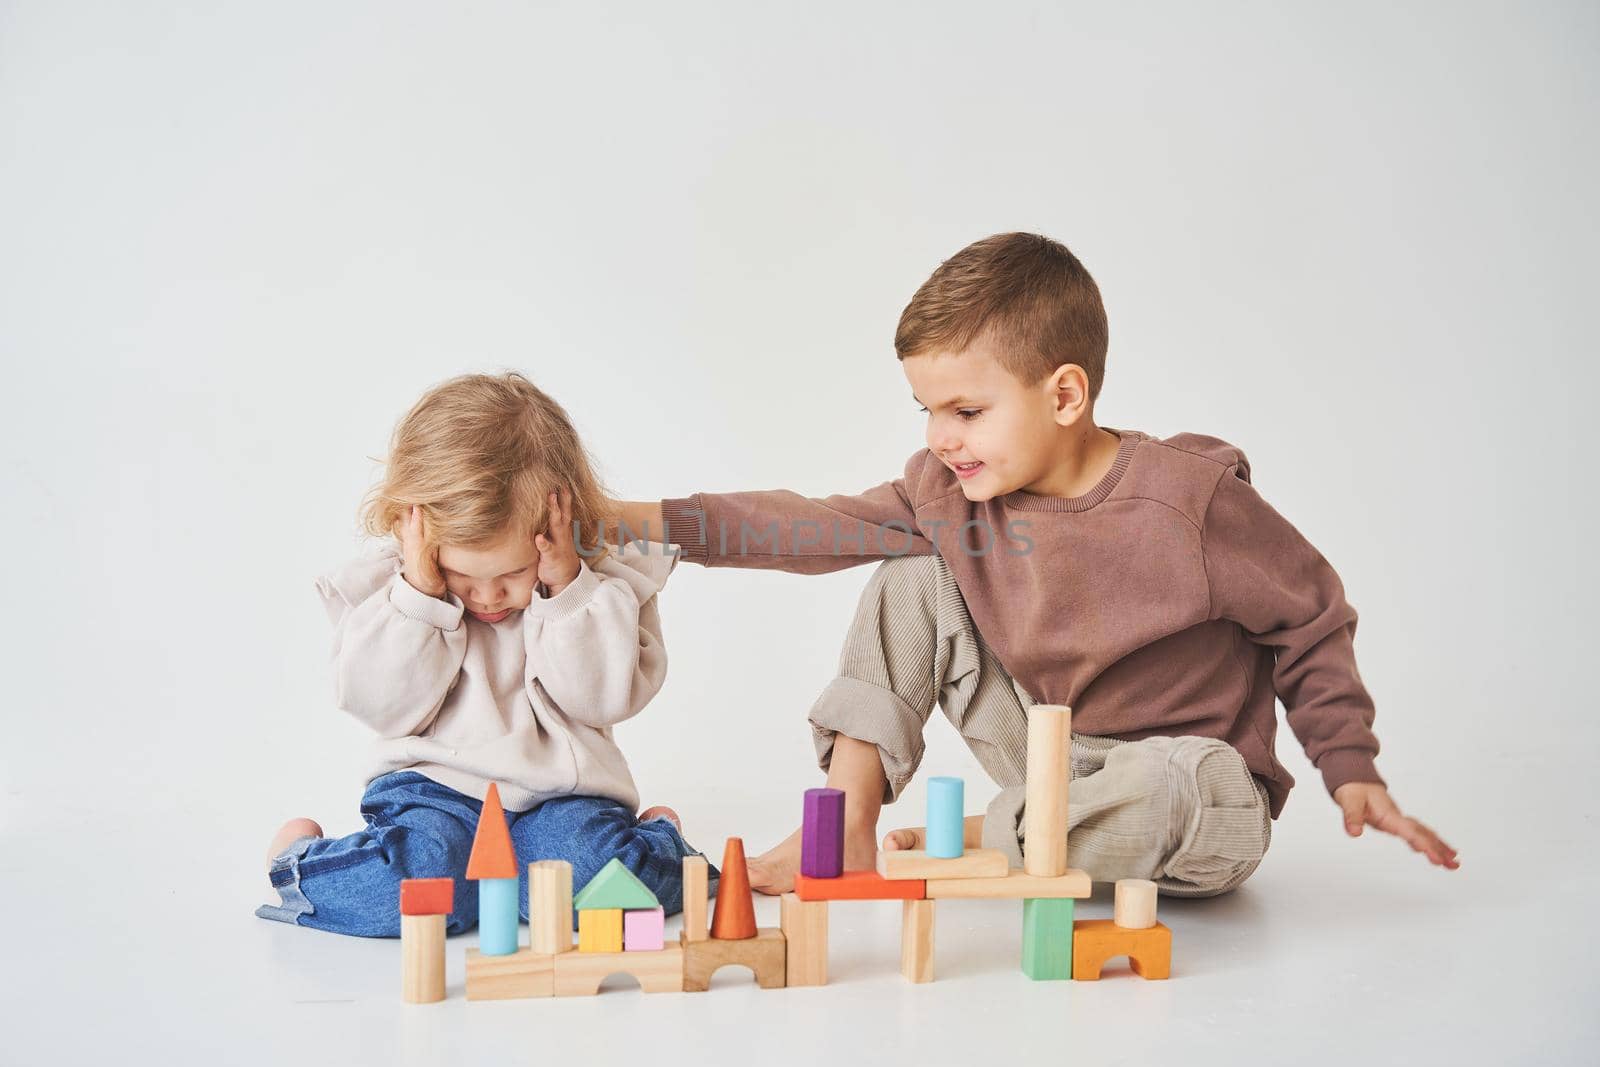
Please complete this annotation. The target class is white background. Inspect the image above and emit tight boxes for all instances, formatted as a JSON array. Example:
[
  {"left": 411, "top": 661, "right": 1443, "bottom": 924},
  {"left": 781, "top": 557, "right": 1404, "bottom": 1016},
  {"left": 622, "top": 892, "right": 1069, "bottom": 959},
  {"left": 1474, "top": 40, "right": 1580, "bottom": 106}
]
[{"left": 2, "top": 2, "right": 1595, "bottom": 1064}]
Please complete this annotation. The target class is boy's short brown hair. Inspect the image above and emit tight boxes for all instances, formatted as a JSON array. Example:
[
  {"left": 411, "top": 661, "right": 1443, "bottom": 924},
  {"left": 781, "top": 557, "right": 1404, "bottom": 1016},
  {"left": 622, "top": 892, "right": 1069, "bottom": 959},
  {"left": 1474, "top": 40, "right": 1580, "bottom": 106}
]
[{"left": 895, "top": 232, "right": 1109, "bottom": 399}]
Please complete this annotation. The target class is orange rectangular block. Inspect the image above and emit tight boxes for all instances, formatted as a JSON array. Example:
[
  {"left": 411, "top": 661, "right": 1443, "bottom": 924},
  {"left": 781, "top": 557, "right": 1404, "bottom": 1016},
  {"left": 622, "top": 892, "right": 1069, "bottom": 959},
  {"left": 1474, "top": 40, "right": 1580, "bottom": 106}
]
[
  {"left": 794, "top": 869, "right": 925, "bottom": 902},
  {"left": 399, "top": 878, "right": 456, "bottom": 916},
  {"left": 1071, "top": 919, "right": 1172, "bottom": 981}
]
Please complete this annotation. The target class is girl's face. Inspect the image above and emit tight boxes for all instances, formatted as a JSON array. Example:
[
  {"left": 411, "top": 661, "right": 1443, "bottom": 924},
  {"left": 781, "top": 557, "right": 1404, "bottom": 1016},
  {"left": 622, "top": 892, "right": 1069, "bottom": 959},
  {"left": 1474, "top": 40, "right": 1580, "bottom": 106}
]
[{"left": 436, "top": 526, "right": 541, "bottom": 623}]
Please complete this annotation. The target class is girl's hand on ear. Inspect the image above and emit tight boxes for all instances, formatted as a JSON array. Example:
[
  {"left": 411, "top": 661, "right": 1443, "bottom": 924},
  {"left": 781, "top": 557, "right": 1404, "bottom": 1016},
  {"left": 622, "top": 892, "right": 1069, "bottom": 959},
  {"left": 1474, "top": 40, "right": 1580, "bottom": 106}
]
[
  {"left": 400, "top": 505, "right": 447, "bottom": 597},
  {"left": 534, "top": 488, "right": 582, "bottom": 598}
]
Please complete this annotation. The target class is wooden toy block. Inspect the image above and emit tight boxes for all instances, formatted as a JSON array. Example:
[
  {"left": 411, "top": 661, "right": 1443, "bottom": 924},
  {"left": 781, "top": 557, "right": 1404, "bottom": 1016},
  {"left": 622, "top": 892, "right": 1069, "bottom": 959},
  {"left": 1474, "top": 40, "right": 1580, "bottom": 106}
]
[
  {"left": 801, "top": 787, "right": 845, "bottom": 878},
  {"left": 1023, "top": 706, "right": 1072, "bottom": 877},
  {"left": 794, "top": 869, "right": 925, "bottom": 902},
  {"left": 573, "top": 857, "right": 660, "bottom": 911},
  {"left": 578, "top": 907, "right": 623, "bottom": 953},
  {"left": 925, "top": 776, "right": 965, "bottom": 858},
  {"left": 401, "top": 913, "right": 446, "bottom": 1003},
  {"left": 477, "top": 877, "right": 520, "bottom": 957},
  {"left": 924, "top": 867, "right": 1091, "bottom": 900},
  {"left": 1113, "top": 878, "right": 1158, "bottom": 929},
  {"left": 779, "top": 893, "right": 828, "bottom": 987},
  {"left": 900, "top": 899, "right": 935, "bottom": 983},
  {"left": 553, "top": 944, "right": 685, "bottom": 996},
  {"left": 681, "top": 855, "right": 709, "bottom": 942},
  {"left": 1020, "top": 897, "right": 1074, "bottom": 981},
  {"left": 625, "top": 907, "right": 665, "bottom": 952},
  {"left": 529, "top": 860, "right": 574, "bottom": 955},
  {"left": 681, "top": 927, "right": 787, "bottom": 991},
  {"left": 1072, "top": 919, "right": 1171, "bottom": 980},
  {"left": 465, "top": 947, "right": 556, "bottom": 1000},
  {"left": 877, "top": 848, "right": 1007, "bottom": 881},
  {"left": 465, "top": 783, "right": 518, "bottom": 880},
  {"left": 399, "top": 877, "right": 455, "bottom": 916},
  {"left": 710, "top": 837, "right": 757, "bottom": 939}
]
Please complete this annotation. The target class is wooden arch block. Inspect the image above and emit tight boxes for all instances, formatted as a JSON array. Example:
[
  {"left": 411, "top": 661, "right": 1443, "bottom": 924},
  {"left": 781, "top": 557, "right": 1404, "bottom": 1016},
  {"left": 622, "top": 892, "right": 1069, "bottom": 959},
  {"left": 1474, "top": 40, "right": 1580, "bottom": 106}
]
[{"left": 1071, "top": 919, "right": 1172, "bottom": 980}]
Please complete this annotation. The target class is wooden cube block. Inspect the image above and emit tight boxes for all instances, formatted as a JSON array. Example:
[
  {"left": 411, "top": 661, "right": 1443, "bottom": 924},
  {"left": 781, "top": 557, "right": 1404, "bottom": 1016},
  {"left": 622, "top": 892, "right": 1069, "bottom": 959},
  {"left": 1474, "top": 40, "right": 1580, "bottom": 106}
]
[
  {"left": 779, "top": 893, "right": 828, "bottom": 987},
  {"left": 681, "top": 928, "right": 786, "bottom": 991},
  {"left": 877, "top": 848, "right": 1007, "bottom": 881},
  {"left": 625, "top": 907, "right": 665, "bottom": 952},
  {"left": 552, "top": 944, "right": 684, "bottom": 996},
  {"left": 578, "top": 908, "right": 623, "bottom": 953},
  {"left": 399, "top": 877, "right": 456, "bottom": 916},
  {"left": 1072, "top": 919, "right": 1171, "bottom": 980},
  {"left": 794, "top": 869, "right": 925, "bottom": 901},
  {"left": 900, "top": 899, "right": 935, "bottom": 983},
  {"left": 924, "top": 867, "right": 1091, "bottom": 899},
  {"left": 465, "top": 947, "right": 556, "bottom": 1000}
]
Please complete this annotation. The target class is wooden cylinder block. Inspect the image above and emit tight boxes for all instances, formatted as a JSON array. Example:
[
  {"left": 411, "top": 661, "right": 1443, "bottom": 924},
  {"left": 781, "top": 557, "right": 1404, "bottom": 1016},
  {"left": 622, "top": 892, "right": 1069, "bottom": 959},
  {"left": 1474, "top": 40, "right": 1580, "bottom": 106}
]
[
  {"left": 1024, "top": 705, "right": 1072, "bottom": 877},
  {"left": 1113, "top": 879, "right": 1158, "bottom": 929}
]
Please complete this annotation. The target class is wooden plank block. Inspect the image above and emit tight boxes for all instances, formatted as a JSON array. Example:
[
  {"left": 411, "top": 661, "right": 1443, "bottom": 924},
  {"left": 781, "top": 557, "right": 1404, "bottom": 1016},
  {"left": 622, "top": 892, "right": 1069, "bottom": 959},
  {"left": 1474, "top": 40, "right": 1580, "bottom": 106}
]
[
  {"left": 924, "top": 867, "right": 1091, "bottom": 899},
  {"left": 779, "top": 893, "right": 828, "bottom": 987},
  {"left": 1113, "top": 878, "right": 1158, "bottom": 929},
  {"left": 465, "top": 947, "right": 555, "bottom": 1000},
  {"left": 528, "top": 860, "right": 574, "bottom": 955},
  {"left": 711, "top": 838, "right": 758, "bottom": 939},
  {"left": 681, "top": 855, "right": 709, "bottom": 942},
  {"left": 399, "top": 877, "right": 455, "bottom": 917},
  {"left": 625, "top": 907, "right": 665, "bottom": 952},
  {"left": 681, "top": 928, "right": 786, "bottom": 991},
  {"left": 794, "top": 869, "right": 925, "bottom": 901},
  {"left": 1072, "top": 919, "right": 1171, "bottom": 981},
  {"left": 1021, "top": 897, "right": 1074, "bottom": 981},
  {"left": 801, "top": 788, "right": 845, "bottom": 878},
  {"left": 553, "top": 944, "right": 685, "bottom": 996},
  {"left": 877, "top": 848, "right": 1007, "bottom": 881},
  {"left": 401, "top": 913, "right": 446, "bottom": 1003},
  {"left": 578, "top": 908, "right": 623, "bottom": 953},
  {"left": 900, "top": 899, "right": 935, "bottom": 984},
  {"left": 1023, "top": 706, "right": 1071, "bottom": 877}
]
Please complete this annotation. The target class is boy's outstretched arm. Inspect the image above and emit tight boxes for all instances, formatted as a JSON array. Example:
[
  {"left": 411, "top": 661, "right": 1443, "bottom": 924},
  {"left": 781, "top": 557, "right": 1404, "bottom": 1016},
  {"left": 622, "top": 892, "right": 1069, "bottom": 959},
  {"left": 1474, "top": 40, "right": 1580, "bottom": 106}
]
[{"left": 1202, "top": 457, "right": 1460, "bottom": 869}]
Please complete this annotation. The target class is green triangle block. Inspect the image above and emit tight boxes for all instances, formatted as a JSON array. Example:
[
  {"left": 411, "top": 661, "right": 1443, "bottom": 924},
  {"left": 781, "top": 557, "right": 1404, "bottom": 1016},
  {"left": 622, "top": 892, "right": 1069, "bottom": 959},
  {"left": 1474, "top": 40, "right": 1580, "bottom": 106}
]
[
  {"left": 573, "top": 858, "right": 661, "bottom": 911},
  {"left": 1021, "top": 897, "right": 1074, "bottom": 980}
]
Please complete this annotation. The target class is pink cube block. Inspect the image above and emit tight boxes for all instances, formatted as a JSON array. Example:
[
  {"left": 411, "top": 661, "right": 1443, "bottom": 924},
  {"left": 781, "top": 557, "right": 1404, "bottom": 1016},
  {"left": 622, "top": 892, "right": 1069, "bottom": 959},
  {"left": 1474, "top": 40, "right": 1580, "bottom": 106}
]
[{"left": 623, "top": 906, "right": 665, "bottom": 951}]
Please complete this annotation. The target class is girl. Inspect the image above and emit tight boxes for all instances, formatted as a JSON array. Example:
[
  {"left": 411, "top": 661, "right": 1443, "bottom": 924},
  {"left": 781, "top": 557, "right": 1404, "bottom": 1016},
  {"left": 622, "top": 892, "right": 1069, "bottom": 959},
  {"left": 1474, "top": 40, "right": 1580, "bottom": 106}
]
[{"left": 257, "top": 372, "right": 708, "bottom": 937}]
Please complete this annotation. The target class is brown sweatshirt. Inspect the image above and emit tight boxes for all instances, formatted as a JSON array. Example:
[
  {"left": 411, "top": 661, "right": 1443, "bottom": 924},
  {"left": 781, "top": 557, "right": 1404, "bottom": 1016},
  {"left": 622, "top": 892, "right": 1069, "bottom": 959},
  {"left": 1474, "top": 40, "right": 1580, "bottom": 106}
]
[{"left": 659, "top": 428, "right": 1383, "bottom": 817}]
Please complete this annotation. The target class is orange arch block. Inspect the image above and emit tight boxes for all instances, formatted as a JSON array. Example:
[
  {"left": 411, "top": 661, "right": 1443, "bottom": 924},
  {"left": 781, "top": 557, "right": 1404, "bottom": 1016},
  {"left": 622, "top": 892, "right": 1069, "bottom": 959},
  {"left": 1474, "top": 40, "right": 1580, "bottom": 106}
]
[
  {"left": 466, "top": 783, "right": 518, "bottom": 880},
  {"left": 710, "top": 838, "right": 757, "bottom": 940},
  {"left": 1071, "top": 919, "right": 1172, "bottom": 980}
]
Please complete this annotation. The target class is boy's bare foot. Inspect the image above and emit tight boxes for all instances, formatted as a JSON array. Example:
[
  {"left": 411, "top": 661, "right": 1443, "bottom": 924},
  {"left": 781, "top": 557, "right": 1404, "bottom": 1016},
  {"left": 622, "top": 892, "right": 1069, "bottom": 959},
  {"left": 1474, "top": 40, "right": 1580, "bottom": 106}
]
[
  {"left": 266, "top": 818, "right": 324, "bottom": 869},
  {"left": 881, "top": 826, "right": 925, "bottom": 851},
  {"left": 747, "top": 824, "right": 880, "bottom": 895},
  {"left": 638, "top": 804, "right": 682, "bottom": 832}
]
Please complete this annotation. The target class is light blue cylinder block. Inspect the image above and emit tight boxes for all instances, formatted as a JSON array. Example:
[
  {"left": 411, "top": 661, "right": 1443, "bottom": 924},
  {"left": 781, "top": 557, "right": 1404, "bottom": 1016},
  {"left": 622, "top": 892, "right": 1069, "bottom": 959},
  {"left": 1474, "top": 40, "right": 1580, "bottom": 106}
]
[
  {"left": 926, "top": 776, "right": 965, "bottom": 858},
  {"left": 478, "top": 877, "right": 520, "bottom": 956}
]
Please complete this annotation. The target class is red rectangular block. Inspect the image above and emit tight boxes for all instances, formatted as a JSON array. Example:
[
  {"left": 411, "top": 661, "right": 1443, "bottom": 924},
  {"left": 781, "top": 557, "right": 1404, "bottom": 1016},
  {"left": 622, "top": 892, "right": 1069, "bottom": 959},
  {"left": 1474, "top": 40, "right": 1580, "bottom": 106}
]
[
  {"left": 400, "top": 877, "right": 456, "bottom": 916},
  {"left": 794, "top": 869, "right": 925, "bottom": 901}
]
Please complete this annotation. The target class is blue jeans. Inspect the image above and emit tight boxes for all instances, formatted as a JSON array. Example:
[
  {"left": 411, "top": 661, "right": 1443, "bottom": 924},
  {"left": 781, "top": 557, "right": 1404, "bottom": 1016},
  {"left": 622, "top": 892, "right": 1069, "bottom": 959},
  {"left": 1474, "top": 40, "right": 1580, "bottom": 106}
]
[{"left": 256, "top": 771, "right": 716, "bottom": 938}]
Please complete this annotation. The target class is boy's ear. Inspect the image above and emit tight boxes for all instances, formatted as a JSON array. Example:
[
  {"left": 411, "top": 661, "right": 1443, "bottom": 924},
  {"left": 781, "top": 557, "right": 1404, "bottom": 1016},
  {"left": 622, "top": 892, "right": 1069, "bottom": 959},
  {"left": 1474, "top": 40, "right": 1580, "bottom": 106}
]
[{"left": 1047, "top": 363, "right": 1092, "bottom": 424}]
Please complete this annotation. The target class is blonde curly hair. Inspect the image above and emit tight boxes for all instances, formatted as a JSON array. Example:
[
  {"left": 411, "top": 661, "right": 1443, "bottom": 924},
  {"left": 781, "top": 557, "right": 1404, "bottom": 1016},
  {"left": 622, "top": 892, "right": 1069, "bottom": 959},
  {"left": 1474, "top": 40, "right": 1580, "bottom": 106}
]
[{"left": 359, "top": 371, "right": 615, "bottom": 569}]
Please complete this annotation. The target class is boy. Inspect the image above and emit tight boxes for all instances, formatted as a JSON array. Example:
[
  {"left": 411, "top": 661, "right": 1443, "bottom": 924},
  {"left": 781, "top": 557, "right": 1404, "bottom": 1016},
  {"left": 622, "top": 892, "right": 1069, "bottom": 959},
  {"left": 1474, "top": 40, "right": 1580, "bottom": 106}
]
[{"left": 616, "top": 232, "right": 1458, "bottom": 896}]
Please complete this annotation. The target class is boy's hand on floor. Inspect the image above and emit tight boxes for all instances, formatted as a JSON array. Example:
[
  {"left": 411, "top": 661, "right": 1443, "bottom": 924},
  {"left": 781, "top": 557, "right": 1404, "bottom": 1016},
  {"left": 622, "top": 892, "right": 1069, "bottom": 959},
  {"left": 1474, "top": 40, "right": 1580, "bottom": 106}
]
[
  {"left": 400, "top": 505, "right": 447, "bottom": 597},
  {"left": 1333, "top": 782, "right": 1460, "bottom": 870}
]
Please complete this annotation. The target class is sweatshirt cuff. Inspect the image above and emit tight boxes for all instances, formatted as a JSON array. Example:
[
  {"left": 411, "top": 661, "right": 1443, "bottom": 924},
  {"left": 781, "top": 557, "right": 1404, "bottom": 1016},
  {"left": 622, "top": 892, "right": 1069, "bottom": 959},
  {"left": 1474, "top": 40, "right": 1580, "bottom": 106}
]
[
  {"left": 523, "top": 560, "right": 602, "bottom": 621},
  {"left": 660, "top": 495, "right": 710, "bottom": 565},
  {"left": 1317, "top": 749, "right": 1385, "bottom": 797},
  {"left": 388, "top": 573, "right": 464, "bottom": 631}
]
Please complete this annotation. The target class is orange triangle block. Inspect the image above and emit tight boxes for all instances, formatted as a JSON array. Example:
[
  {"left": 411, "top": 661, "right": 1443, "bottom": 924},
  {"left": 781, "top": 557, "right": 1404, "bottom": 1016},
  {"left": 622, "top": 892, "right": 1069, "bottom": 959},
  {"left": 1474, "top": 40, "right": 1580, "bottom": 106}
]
[
  {"left": 466, "top": 783, "right": 518, "bottom": 880},
  {"left": 710, "top": 837, "right": 757, "bottom": 939}
]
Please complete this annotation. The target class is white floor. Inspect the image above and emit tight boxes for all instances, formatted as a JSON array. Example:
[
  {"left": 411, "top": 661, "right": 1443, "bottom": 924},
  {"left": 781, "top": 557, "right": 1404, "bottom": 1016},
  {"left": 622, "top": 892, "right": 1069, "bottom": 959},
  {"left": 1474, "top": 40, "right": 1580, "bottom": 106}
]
[{"left": 5, "top": 770, "right": 1592, "bottom": 1066}]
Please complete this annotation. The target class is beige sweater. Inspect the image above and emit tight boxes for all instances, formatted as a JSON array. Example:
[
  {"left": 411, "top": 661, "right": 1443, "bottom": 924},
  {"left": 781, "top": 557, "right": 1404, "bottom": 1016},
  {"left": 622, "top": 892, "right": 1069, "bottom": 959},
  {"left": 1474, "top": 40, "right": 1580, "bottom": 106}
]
[{"left": 315, "top": 540, "right": 679, "bottom": 812}]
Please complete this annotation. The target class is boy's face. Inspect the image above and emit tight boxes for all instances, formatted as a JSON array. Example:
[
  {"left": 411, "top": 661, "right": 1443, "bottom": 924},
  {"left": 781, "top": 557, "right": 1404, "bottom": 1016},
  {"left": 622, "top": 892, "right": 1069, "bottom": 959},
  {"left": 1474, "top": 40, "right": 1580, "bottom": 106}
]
[
  {"left": 437, "top": 528, "right": 541, "bottom": 623},
  {"left": 903, "top": 338, "right": 1088, "bottom": 502}
]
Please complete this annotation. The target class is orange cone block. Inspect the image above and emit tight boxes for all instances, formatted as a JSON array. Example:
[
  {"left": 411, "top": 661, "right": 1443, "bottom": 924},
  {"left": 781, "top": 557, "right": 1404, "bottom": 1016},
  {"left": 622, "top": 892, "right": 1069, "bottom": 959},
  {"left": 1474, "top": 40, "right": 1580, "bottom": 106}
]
[{"left": 710, "top": 837, "right": 757, "bottom": 940}]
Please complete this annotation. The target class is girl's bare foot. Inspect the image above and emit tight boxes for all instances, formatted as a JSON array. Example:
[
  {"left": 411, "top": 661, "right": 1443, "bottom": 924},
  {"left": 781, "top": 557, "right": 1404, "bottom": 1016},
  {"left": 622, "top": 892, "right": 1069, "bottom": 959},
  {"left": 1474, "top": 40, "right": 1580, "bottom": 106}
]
[
  {"left": 748, "top": 824, "right": 881, "bottom": 895},
  {"left": 638, "top": 805, "right": 682, "bottom": 832},
  {"left": 266, "top": 818, "right": 324, "bottom": 869}
]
